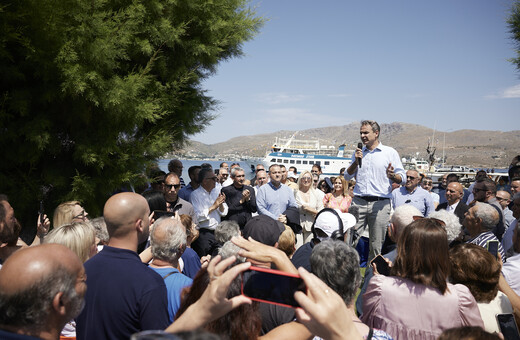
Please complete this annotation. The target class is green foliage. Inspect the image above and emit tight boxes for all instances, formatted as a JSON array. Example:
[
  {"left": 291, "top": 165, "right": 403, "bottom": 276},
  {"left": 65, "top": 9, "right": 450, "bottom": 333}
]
[
  {"left": 510, "top": 0, "right": 520, "bottom": 73},
  {"left": 0, "top": 0, "right": 263, "bottom": 234}
]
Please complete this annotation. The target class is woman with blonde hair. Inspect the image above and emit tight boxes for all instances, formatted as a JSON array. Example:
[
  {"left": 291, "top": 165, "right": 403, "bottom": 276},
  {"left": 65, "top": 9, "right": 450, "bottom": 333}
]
[
  {"left": 295, "top": 171, "right": 324, "bottom": 246},
  {"left": 44, "top": 221, "right": 98, "bottom": 338},
  {"left": 323, "top": 177, "right": 352, "bottom": 213},
  {"left": 53, "top": 201, "right": 89, "bottom": 228}
]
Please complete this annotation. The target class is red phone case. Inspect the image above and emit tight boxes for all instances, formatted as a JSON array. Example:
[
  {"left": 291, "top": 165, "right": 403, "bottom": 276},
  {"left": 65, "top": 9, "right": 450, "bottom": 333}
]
[{"left": 241, "top": 266, "right": 305, "bottom": 308}]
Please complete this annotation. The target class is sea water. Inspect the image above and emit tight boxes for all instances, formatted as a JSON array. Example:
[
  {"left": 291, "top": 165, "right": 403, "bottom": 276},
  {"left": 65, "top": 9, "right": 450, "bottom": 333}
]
[{"left": 157, "top": 159, "right": 258, "bottom": 182}]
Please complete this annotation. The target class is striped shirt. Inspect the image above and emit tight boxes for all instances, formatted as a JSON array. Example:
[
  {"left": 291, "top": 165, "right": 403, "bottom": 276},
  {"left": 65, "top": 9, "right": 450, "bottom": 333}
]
[{"left": 468, "top": 231, "right": 505, "bottom": 260}]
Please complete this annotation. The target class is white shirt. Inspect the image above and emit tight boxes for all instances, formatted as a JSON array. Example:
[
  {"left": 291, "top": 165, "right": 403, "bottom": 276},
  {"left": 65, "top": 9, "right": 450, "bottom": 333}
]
[
  {"left": 447, "top": 201, "right": 460, "bottom": 213},
  {"left": 190, "top": 186, "right": 228, "bottom": 230},
  {"left": 502, "top": 252, "right": 520, "bottom": 296},
  {"left": 345, "top": 142, "right": 405, "bottom": 198}
]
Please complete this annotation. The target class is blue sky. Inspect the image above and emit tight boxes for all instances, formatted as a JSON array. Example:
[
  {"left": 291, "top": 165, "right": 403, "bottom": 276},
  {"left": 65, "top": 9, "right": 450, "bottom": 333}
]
[{"left": 193, "top": 0, "right": 520, "bottom": 144}]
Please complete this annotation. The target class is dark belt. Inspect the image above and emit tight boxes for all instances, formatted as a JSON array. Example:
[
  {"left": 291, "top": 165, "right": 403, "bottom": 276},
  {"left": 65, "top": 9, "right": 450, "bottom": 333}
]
[{"left": 357, "top": 196, "right": 389, "bottom": 202}]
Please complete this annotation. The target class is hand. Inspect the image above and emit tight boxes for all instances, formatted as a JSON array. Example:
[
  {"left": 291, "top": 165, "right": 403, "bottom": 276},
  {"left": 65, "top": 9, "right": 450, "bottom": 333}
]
[
  {"left": 278, "top": 214, "right": 287, "bottom": 224},
  {"left": 200, "top": 255, "right": 212, "bottom": 268},
  {"left": 214, "top": 194, "right": 226, "bottom": 206},
  {"left": 166, "top": 255, "right": 252, "bottom": 333},
  {"left": 294, "top": 267, "right": 362, "bottom": 340},
  {"left": 37, "top": 214, "right": 50, "bottom": 237},
  {"left": 240, "top": 189, "right": 251, "bottom": 203},
  {"left": 231, "top": 236, "right": 297, "bottom": 273},
  {"left": 386, "top": 163, "right": 395, "bottom": 180},
  {"left": 355, "top": 148, "right": 363, "bottom": 164}
]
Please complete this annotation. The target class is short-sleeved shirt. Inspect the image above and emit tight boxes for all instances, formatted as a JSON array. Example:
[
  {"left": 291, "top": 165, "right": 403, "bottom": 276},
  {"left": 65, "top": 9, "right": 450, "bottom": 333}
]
[
  {"left": 181, "top": 247, "right": 201, "bottom": 279},
  {"left": 150, "top": 267, "right": 192, "bottom": 323},
  {"left": 76, "top": 246, "right": 169, "bottom": 340},
  {"left": 392, "top": 186, "right": 435, "bottom": 217}
]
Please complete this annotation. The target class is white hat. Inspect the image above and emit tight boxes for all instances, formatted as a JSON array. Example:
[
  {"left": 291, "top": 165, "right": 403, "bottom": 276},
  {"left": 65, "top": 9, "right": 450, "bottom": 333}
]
[{"left": 314, "top": 209, "right": 356, "bottom": 237}]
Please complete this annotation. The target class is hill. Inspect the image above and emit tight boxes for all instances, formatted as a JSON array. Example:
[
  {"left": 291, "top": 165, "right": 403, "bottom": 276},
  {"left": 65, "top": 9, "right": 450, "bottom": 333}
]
[{"left": 170, "top": 122, "right": 520, "bottom": 168}]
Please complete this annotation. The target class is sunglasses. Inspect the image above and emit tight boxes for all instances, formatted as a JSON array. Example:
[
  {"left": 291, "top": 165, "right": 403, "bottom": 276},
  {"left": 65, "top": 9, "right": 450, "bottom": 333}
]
[{"left": 165, "top": 184, "right": 181, "bottom": 190}]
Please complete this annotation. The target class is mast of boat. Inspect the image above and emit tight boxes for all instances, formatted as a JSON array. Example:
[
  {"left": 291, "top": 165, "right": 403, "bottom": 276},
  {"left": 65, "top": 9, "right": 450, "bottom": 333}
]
[{"left": 282, "top": 131, "right": 298, "bottom": 150}]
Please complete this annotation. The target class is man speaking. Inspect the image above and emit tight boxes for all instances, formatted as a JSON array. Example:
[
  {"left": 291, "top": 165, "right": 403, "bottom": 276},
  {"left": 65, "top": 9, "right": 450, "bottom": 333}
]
[{"left": 345, "top": 120, "right": 405, "bottom": 263}]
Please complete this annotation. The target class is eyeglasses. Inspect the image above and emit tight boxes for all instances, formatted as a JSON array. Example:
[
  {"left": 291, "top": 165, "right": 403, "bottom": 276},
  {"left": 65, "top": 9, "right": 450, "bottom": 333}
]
[
  {"left": 73, "top": 210, "right": 88, "bottom": 221},
  {"left": 422, "top": 181, "right": 432, "bottom": 185},
  {"left": 302, "top": 177, "right": 312, "bottom": 181},
  {"left": 165, "top": 184, "right": 181, "bottom": 190}
]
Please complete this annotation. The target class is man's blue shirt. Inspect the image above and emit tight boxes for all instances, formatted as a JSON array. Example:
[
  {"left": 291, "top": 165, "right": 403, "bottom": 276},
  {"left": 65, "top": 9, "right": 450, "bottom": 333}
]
[
  {"left": 345, "top": 143, "right": 405, "bottom": 198},
  {"left": 256, "top": 182, "right": 297, "bottom": 220},
  {"left": 150, "top": 267, "right": 192, "bottom": 323},
  {"left": 392, "top": 186, "right": 435, "bottom": 216}
]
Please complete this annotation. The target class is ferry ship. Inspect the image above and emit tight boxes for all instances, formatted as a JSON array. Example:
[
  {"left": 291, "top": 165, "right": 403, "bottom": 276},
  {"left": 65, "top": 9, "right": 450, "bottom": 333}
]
[{"left": 262, "top": 133, "right": 354, "bottom": 177}]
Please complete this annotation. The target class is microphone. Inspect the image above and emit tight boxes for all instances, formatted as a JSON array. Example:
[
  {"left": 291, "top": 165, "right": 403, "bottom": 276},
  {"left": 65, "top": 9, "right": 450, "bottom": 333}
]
[{"left": 357, "top": 142, "right": 363, "bottom": 168}]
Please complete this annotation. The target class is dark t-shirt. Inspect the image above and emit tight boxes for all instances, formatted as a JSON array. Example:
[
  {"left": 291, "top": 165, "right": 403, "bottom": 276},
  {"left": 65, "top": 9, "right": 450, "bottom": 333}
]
[
  {"left": 76, "top": 246, "right": 169, "bottom": 340},
  {"left": 291, "top": 242, "right": 314, "bottom": 272},
  {"left": 0, "top": 329, "right": 40, "bottom": 340},
  {"left": 259, "top": 302, "right": 296, "bottom": 335},
  {"left": 181, "top": 247, "right": 201, "bottom": 279}
]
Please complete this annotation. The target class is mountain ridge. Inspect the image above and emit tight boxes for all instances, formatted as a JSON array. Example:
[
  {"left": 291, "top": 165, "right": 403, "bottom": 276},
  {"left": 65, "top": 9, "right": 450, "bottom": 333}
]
[{"left": 173, "top": 122, "right": 519, "bottom": 168}]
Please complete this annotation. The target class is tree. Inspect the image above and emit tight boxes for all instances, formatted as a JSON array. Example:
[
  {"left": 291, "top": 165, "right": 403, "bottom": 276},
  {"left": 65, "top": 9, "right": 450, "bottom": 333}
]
[
  {"left": 0, "top": 0, "right": 263, "bottom": 237},
  {"left": 510, "top": 0, "right": 520, "bottom": 72}
]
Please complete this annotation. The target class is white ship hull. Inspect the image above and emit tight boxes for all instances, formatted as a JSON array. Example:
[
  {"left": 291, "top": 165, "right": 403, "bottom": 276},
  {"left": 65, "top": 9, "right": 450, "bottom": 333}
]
[{"left": 263, "top": 152, "right": 351, "bottom": 177}]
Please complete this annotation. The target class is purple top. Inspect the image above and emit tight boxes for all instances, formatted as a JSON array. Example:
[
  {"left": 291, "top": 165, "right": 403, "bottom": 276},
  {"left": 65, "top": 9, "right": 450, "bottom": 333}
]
[{"left": 361, "top": 275, "right": 484, "bottom": 340}]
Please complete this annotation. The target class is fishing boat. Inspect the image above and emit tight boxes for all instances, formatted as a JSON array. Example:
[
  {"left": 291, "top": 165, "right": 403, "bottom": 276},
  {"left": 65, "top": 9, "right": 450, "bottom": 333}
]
[{"left": 262, "top": 132, "right": 354, "bottom": 177}]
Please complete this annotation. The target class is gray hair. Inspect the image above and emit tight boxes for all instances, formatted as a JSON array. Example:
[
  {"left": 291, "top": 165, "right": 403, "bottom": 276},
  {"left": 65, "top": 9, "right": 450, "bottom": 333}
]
[
  {"left": 215, "top": 220, "right": 240, "bottom": 244},
  {"left": 90, "top": 216, "right": 109, "bottom": 244},
  {"left": 0, "top": 265, "right": 79, "bottom": 330},
  {"left": 150, "top": 217, "right": 187, "bottom": 262},
  {"left": 474, "top": 202, "right": 499, "bottom": 230},
  {"left": 310, "top": 239, "right": 361, "bottom": 305},
  {"left": 428, "top": 210, "right": 462, "bottom": 244},
  {"left": 361, "top": 120, "right": 380, "bottom": 134},
  {"left": 218, "top": 241, "right": 246, "bottom": 262},
  {"left": 390, "top": 205, "right": 421, "bottom": 234},
  {"left": 230, "top": 167, "right": 245, "bottom": 177}
]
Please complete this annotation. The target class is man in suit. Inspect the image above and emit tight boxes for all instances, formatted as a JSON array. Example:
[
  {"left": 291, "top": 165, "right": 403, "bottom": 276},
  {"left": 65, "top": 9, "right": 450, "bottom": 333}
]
[{"left": 436, "top": 181, "right": 469, "bottom": 224}]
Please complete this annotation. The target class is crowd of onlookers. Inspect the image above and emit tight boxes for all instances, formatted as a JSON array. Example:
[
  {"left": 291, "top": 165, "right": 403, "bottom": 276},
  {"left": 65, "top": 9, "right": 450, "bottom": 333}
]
[{"left": 2, "top": 148, "right": 520, "bottom": 339}]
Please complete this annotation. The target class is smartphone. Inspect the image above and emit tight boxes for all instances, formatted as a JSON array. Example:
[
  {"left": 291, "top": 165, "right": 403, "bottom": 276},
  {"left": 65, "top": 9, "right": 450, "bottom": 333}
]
[
  {"left": 153, "top": 210, "right": 176, "bottom": 219},
  {"left": 241, "top": 266, "right": 306, "bottom": 308},
  {"left": 496, "top": 313, "right": 520, "bottom": 340},
  {"left": 487, "top": 240, "right": 499, "bottom": 259},
  {"left": 39, "top": 200, "right": 45, "bottom": 225},
  {"left": 370, "top": 255, "right": 391, "bottom": 276}
]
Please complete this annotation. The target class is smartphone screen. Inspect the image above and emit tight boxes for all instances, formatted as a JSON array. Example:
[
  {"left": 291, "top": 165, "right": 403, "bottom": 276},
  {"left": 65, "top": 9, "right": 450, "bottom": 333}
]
[
  {"left": 241, "top": 266, "right": 306, "bottom": 308},
  {"left": 496, "top": 313, "right": 520, "bottom": 340},
  {"left": 487, "top": 240, "right": 499, "bottom": 259},
  {"left": 370, "top": 255, "right": 391, "bottom": 276}
]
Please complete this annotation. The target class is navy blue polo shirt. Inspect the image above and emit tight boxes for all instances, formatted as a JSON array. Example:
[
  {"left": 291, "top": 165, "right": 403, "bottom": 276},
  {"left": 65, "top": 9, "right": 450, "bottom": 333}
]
[{"left": 76, "top": 246, "right": 169, "bottom": 340}]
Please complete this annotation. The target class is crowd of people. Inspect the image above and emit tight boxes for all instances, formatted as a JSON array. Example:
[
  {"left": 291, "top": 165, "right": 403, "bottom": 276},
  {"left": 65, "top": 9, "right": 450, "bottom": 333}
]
[{"left": 1, "top": 120, "right": 520, "bottom": 340}]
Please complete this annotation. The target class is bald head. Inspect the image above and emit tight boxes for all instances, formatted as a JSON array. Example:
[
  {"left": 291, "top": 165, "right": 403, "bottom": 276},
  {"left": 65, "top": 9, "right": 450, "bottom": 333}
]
[
  {"left": 496, "top": 190, "right": 511, "bottom": 210},
  {"left": 104, "top": 192, "right": 150, "bottom": 241},
  {"left": 0, "top": 244, "right": 85, "bottom": 333},
  {"left": 0, "top": 244, "right": 81, "bottom": 294},
  {"left": 446, "top": 182, "right": 463, "bottom": 205}
]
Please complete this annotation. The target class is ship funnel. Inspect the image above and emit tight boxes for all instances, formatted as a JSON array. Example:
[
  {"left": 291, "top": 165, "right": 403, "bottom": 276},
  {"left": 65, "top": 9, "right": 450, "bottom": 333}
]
[{"left": 337, "top": 144, "right": 346, "bottom": 157}]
